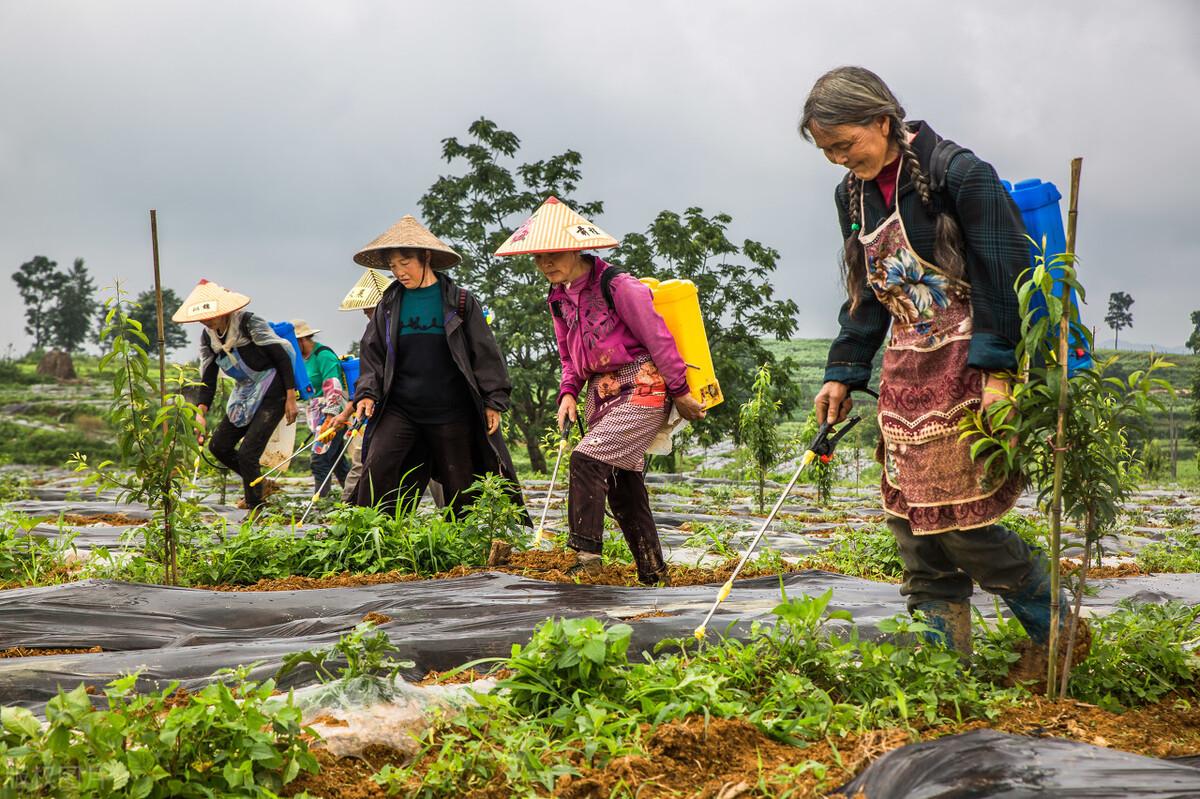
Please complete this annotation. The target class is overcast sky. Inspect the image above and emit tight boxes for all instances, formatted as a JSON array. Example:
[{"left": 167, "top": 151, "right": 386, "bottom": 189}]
[{"left": 2, "top": 0, "right": 1197, "bottom": 359}]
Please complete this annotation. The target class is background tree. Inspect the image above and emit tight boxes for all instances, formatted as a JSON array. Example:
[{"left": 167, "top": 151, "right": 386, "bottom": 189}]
[
  {"left": 618, "top": 208, "right": 802, "bottom": 448},
  {"left": 738, "top": 364, "right": 783, "bottom": 512},
  {"left": 420, "top": 118, "right": 602, "bottom": 472},
  {"left": 1189, "top": 311, "right": 1200, "bottom": 456},
  {"left": 12, "top": 256, "right": 67, "bottom": 350},
  {"left": 1187, "top": 310, "right": 1200, "bottom": 355},
  {"left": 128, "top": 287, "right": 190, "bottom": 356},
  {"left": 1104, "top": 291, "right": 1134, "bottom": 350},
  {"left": 49, "top": 258, "right": 98, "bottom": 353}
]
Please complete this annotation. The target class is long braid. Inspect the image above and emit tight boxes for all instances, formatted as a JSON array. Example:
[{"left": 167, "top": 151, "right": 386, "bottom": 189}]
[
  {"left": 896, "top": 125, "right": 966, "bottom": 281},
  {"left": 843, "top": 173, "right": 867, "bottom": 314}
]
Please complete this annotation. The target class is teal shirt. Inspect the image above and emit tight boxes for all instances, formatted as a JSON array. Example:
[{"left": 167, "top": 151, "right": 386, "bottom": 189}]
[
  {"left": 390, "top": 281, "right": 473, "bottom": 422},
  {"left": 398, "top": 284, "right": 444, "bottom": 335}
]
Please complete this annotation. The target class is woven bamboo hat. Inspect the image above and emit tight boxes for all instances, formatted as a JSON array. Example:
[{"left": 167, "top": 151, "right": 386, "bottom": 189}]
[
  {"left": 291, "top": 319, "right": 320, "bottom": 339},
  {"left": 353, "top": 215, "right": 461, "bottom": 270},
  {"left": 494, "top": 196, "right": 618, "bottom": 257},
  {"left": 339, "top": 269, "right": 394, "bottom": 311},
  {"left": 171, "top": 279, "right": 250, "bottom": 323}
]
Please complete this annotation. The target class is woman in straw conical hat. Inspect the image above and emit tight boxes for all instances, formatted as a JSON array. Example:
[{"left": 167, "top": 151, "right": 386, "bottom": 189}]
[
  {"left": 495, "top": 197, "right": 706, "bottom": 586},
  {"left": 173, "top": 279, "right": 298, "bottom": 515},
  {"left": 350, "top": 215, "right": 525, "bottom": 518},
  {"left": 799, "top": 66, "right": 1087, "bottom": 672}
]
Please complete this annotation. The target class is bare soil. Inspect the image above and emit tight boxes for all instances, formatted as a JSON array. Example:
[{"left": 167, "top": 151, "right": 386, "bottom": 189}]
[
  {"left": 0, "top": 645, "right": 102, "bottom": 658},
  {"left": 282, "top": 694, "right": 1200, "bottom": 798},
  {"left": 59, "top": 512, "right": 144, "bottom": 526},
  {"left": 1060, "top": 558, "right": 1148, "bottom": 579}
]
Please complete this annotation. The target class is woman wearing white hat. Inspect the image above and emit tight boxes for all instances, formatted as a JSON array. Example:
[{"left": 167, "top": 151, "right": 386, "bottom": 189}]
[
  {"left": 292, "top": 319, "right": 350, "bottom": 497},
  {"left": 173, "top": 280, "right": 299, "bottom": 514},
  {"left": 351, "top": 215, "right": 525, "bottom": 517},
  {"left": 495, "top": 197, "right": 705, "bottom": 585}
]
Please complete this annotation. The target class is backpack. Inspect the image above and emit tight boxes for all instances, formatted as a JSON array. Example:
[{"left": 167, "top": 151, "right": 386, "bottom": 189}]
[
  {"left": 548, "top": 264, "right": 627, "bottom": 319},
  {"left": 927, "top": 138, "right": 972, "bottom": 195}
]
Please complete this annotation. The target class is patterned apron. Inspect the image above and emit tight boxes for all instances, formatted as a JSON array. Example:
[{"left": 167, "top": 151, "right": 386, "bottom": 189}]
[
  {"left": 859, "top": 169, "right": 1020, "bottom": 534},
  {"left": 216, "top": 347, "right": 277, "bottom": 429},
  {"left": 574, "top": 356, "right": 670, "bottom": 472}
]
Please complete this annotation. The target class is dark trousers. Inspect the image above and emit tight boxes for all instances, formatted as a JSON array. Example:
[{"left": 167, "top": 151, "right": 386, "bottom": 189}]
[
  {"left": 355, "top": 406, "right": 479, "bottom": 517},
  {"left": 209, "top": 398, "right": 285, "bottom": 510},
  {"left": 568, "top": 451, "right": 666, "bottom": 584},
  {"left": 310, "top": 426, "right": 350, "bottom": 497},
  {"left": 887, "top": 514, "right": 1041, "bottom": 610}
]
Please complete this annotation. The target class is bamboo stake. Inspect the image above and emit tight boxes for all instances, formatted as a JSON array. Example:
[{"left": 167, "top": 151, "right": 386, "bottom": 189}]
[
  {"left": 149, "top": 210, "right": 178, "bottom": 585},
  {"left": 1047, "top": 157, "right": 1083, "bottom": 699}
]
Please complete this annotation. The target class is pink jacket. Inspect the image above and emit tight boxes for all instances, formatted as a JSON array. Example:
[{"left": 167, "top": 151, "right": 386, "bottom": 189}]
[{"left": 549, "top": 257, "right": 689, "bottom": 402}]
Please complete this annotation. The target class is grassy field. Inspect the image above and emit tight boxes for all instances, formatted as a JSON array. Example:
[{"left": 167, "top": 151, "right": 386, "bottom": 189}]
[{"left": 0, "top": 344, "right": 1195, "bottom": 483}]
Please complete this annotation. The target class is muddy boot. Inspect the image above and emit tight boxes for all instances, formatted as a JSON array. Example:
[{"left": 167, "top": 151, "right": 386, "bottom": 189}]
[
  {"left": 564, "top": 551, "right": 603, "bottom": 578},
  {"left": 912, "top": 600, "right": 972, "bottom": 658}
]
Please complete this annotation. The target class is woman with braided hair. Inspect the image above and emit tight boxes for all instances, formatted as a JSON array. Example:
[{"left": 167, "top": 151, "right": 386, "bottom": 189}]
[{"left": 799, "top": 66, "right": 1086, "bottom": 676}]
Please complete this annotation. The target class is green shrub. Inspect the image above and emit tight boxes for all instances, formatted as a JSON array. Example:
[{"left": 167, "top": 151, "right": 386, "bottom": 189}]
[
  {"left": 1067, "top": 601, "right": 1200, "bottom": 711},
  {"left": 0, "top": 668, "right": 317, "bottom": 797},
  {"left": 802, "top": 524, "right": 904, "bottom": 582},
  {"left": 1135, "top": 533, "right": 1200, "bottom": 573}
]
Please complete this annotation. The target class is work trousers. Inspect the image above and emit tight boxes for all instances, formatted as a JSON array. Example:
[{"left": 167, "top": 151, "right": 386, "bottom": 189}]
[
  {"left": 568, "top": 451, "right": 667, "bottom": 585},
  {"left": 209, "top": 398, "right": 286, "bottom": 511},
  {"left": 355, "top": 406, "right": 479, "bottom": 517},
  {"left": 340, "top": 433, "right": 363, "bottom": 503},
  {"left": 310, "top": 426, "right": 350, "bottom": 497},
  {"left": 888, "top": 514, "right": 1042, "bottom": 610}
]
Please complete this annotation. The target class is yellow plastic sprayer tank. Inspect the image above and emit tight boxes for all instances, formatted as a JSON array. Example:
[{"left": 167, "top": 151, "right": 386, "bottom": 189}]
[{"left": 639, "top": 278, "right": 723, "bottom": 409}]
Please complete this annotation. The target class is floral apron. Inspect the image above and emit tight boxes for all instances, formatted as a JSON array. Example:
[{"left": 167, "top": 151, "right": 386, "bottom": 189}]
[
  {"left": 859, "top": 171, "right": 1020, "bottom": 535},
  {"left": 216, "top": 347, "right": 277, "bottom": 429}
]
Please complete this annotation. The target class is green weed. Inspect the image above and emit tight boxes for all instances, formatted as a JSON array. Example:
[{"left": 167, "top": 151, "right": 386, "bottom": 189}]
[
  {"left": 801, "top": 524, "right": 904, "bottom": 582},
  {"left": 0, "top": 667, "right": 317, "bottom": 797}
]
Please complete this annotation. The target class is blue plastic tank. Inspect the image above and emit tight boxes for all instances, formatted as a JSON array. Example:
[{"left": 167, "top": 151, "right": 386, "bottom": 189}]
[
  {"left": 340, "top": 357, "right": 361, "bottom": 398},
  {"left": 268, "top": 321, "right": 317, "bottom": 400},
  {"left": 1002, "top": 178, "right": 1093, "bottom": 375}
]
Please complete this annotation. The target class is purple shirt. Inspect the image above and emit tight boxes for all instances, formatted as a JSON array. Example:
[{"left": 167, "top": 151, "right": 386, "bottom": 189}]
[{"left": 549, "top": 257, "right": 689, "bottom": 402}]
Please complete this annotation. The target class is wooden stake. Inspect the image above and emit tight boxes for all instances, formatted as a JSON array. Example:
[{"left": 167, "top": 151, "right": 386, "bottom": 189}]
[
  {"left": 1047, "top": 157, "right": 1083, "bottom": 699},
  {"left": 150, "top": 210, "right": 176, "bottom": 585}
]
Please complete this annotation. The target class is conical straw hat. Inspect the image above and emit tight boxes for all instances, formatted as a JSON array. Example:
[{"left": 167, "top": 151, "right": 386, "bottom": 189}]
[
  {"left": 339, "top": 269, "right": 394, "bottom": 311},
  {"left": 171, "top": 280, "right": 250, "bottom": 323},
  {"left": 353, "top": 215, "right": 461, "bottom": 270},
  {"left": 494, "top": 196, "right": 618, "bottom": 257}
]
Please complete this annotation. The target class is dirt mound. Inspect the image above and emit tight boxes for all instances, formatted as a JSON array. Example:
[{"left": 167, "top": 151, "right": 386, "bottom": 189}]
[
  {"left": 199, "top": 550, "right": 801, "bottom": 592},
  {"left": 59, "top": 512, "right": 144, "bottom": 526},
  {"left": 36, "top": 350, "right": 76, "bottom": 380},
  {"left": 283, "top": 696, "right": 1200, "bottom": 798}
]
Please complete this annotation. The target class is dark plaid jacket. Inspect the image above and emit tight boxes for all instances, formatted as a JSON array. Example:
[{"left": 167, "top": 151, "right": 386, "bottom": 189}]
[{"left": 825, "top": 121, "right": 1028, "bottom": 389}]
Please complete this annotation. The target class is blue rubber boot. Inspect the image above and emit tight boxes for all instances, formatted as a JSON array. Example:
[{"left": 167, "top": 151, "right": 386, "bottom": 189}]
[
  {"left": 999, "top": 555, "right": 1068, "bottom": 646},
  {"left": 911, "top": 600, "right": 972, "bottom": 658}
]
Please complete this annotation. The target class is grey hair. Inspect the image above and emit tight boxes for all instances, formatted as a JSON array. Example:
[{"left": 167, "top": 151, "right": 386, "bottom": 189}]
[
  {"left": 798, "top": 66, "right": 965, "bottom": 313},
  {"left": 799, "top": 66, "right": 905, "bottom": 141}
]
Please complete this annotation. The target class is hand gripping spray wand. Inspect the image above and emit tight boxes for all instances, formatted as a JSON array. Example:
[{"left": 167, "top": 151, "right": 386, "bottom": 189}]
[
  {"left": 249, "top": 425, "right": 340, "bottom": 491},
  {"left": 299, "top": 417, "right": 366, "bottom": 526},
  {"left": 693, "top": 388, "right": 876, "bottom": 641},
  {"left": 533, "top": 417, "right": 586, "bottom": 546}
]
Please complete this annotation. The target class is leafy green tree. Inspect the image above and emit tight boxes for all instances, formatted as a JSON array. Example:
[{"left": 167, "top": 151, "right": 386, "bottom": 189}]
[
  {"left": 12, "top": 255, "right": 67, "bottom": 350},
  {"left": 71, "top": 286, "right": 203, "bottom": 584},
  {"left": 1186, "top": 310, "right": 1200, "bottom": 355},
  {"left": 129, "top": 287, "right": 190, "bottom": 356},
  {"left": 738, "top": 364, "right": 783, "bottom": 512},
  {"left": 420, "top": 118, "right": 602, "bottom": 472},
  {"left": 1104, "top": 291, "right": 1133, "bottom": 350},
  {"left": 49, "top": 258, "right": 98, "bottom": 352},
  {"left": 961, "top": 256, "right": 1169, "bottom": 696},
  {"left": 618, "top": 208, "right": 802, "bottom": 447}
]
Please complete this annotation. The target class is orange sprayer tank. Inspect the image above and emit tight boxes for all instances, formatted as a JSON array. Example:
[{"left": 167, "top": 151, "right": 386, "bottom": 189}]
[{"left": 638, "top": 277, "right": 723, "bottom": 409}]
